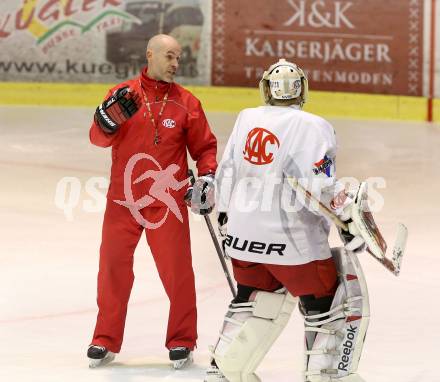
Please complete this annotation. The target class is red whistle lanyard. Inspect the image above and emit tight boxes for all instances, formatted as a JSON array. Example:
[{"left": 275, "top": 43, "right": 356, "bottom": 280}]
[{"left": 139, "top": 80, "right": 171, "bottom": 145}]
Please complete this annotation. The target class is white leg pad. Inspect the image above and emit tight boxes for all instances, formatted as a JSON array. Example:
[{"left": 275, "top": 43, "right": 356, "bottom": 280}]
[
  {"left": 212, "top": 290, "right": 298, "bottom": 382},
  {"left": 337, "top": 375, "right": 366, "bottom": 382},
  {"left": 304, "top": 248, "right": 370, "bottom": 382}
]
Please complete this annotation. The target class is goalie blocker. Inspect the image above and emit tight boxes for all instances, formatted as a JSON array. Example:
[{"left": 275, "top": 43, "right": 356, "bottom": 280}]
[
  {"left": 347, "top": 182, "right": 407, "bottom": 275},
  {"left": 288, "top": 178, "right": 407, "bottom": 276}
]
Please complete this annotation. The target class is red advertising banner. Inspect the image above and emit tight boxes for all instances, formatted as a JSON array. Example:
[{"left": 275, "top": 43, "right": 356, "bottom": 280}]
[{"left": 212, "top": 0, "right": 424, "bottom": 95}]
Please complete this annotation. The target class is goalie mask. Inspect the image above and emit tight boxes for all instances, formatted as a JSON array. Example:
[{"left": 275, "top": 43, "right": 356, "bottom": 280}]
[{"left": 259, "top": 58, "right": 308, "bottom": 107}]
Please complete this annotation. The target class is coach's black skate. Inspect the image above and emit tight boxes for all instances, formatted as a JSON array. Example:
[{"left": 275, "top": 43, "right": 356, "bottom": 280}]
[
  {"left": 169, "top": 346, "right": 193, "bottom": 369},
  {"left": 87, "top": 345, "right": 115, "bottom": 368}
]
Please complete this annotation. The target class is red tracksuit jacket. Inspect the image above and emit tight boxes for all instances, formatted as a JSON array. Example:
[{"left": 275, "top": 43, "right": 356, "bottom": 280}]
[{"left": 89, "top": 67, "right": 218, "bottom": 207}]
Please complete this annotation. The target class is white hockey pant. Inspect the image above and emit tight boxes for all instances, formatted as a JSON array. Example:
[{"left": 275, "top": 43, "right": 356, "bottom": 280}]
[
  {"left": 303, "top": 248, "right": 370, "bottom": 382},
  {"left": 211, "top": 289, "right": 298, "bottom": 382}
]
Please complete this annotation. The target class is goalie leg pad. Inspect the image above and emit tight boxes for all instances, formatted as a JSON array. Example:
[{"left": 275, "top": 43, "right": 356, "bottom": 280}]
[
  {"left": 303, "top": 248, "right": 370, "bottom": 382},
  {"left": 212, "top": 289, "right": 298, "bottom": 382}
]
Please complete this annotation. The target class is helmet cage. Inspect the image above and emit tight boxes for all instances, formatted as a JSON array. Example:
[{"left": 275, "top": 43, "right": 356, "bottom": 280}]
[{"left": 259, "top": 59, "right": 308, "bottom": 107}]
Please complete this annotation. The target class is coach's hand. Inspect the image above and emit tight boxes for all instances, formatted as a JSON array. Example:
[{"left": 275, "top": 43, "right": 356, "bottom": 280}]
[
  {"left": 94, "top": 86, "right": 141, "bottom": 134},
  {"left": 185, "top": 174, "right": 215, "bottom": 215}
]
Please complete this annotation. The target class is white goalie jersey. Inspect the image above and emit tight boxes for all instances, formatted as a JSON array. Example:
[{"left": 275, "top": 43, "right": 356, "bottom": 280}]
[{"left": 216, "top": 105, "right": 347, "bottom": 266}]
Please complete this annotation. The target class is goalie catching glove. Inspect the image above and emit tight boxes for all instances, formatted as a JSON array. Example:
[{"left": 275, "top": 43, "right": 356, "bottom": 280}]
[
  {"left": 338, "top": 227, "right": 365, "bottom": 253},
  {"left": 338, "top": 207, "right": 366, "bottom": 253},
  {"left": 95, "top": 86, "right": 141, "bottom": 134}
]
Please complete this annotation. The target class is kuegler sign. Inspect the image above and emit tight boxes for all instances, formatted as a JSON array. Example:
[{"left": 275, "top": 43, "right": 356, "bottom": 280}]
[{"left": 0, "top": 0, "right": 210, "bottom": 84}]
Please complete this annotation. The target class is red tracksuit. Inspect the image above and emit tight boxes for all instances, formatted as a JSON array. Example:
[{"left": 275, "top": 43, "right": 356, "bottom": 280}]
[{"left": 90, "top": 67, "right": 217, "bottom": 353}]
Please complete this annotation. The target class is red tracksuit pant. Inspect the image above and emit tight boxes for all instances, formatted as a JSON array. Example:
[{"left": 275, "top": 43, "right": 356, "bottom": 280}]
[{"left": 91, "top": 200, "right": 197, "bottom": 353}]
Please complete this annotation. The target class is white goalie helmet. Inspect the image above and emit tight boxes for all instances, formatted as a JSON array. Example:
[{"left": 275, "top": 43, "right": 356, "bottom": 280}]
[{"left": 259, "top": 58, "right": 308, "bottom": 107}]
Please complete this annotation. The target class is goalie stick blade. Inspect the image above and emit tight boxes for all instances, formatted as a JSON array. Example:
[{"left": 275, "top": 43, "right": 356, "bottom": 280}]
[
  {"left": 390, "top": 223, "right": 408, "bottom": 276},
  {"left": 369, "top": 250, "right": 399, "bottom": 275},
  {"left": 351, "top": 183, "right": 408, "bottom": 276},
  {"left": 370, "top": 223, "right": 407, "bottom": 276}
]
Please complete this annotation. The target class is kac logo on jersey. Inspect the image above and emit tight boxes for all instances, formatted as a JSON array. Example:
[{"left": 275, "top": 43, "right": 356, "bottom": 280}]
[
  {"left": 162, "top": 119, "right": 176, "bottom": 129},
  {"left": 243, "top": 127, "right": 280, "bottom": 165}
]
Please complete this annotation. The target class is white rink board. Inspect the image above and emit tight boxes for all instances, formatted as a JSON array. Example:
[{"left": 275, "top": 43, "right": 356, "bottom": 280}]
[{"left": 0, "top": 106, "right": 439, "bottom": 381}]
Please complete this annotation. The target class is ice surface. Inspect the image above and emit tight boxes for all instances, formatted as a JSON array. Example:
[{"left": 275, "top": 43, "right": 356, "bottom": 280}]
[{"left": 0, "top": 106, "right": 439, "bottom": 381}]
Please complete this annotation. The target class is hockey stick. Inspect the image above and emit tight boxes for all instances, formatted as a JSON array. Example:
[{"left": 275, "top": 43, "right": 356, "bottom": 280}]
[
  {"left": 188, "top": 170, "right": 237, "bottom": 297},
  {"left": 287, "top": 177, "right": 407, "bottom": 276}
]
